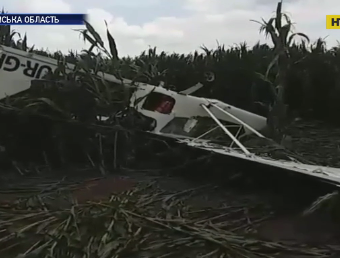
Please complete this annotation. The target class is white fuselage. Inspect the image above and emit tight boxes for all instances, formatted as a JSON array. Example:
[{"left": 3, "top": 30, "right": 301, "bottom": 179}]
[{"left": 130, "top": 85, "right": 266, "bottom": 136}]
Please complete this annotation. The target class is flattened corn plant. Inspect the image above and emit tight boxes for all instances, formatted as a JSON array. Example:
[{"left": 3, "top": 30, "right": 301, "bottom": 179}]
[{"left": 0, "top": 181, "right": 334, "bottom": 258}]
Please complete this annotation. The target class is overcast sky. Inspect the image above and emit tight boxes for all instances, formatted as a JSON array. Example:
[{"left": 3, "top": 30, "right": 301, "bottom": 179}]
[{"left": 3, "top": 0, "right": 340, "bottom": 56}]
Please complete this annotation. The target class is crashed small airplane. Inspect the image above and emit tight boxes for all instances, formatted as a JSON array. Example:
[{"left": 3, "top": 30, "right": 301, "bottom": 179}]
[{"left": 1, "top": 44, "right": 340, "bottom": 186}]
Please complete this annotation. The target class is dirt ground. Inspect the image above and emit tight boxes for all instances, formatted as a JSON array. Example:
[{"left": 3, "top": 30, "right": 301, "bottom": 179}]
[
  {"left": 286, "top": 119, "right": 340, "bottom": 167},
  {"left": 0, "top": 167, "right": 338, "bottom": 257}
]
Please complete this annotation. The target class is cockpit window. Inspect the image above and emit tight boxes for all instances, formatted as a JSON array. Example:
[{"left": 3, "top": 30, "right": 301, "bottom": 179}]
[{"left": 142, "top": 92, "right": 175, "bottom": 114}]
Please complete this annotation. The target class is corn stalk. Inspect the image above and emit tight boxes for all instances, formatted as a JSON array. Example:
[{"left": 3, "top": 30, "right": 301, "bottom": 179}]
[{"left": 252, "top": 0, "right": 309, "bottom": 142}]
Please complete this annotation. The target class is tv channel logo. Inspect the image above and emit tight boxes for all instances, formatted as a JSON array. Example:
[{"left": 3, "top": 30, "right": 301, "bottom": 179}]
[{"left": 326, "top": 15, "right": 340, "bottom": 29}]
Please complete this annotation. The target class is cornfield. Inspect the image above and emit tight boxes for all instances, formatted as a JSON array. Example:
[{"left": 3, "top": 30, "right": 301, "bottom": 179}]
[
  {"left": 18, "top": 36, "right": 340, "bottom": 122},
  {"left": 2, "top": 9, "right": 340, "bottom": 122},
  {"left": 1, "top": 2, "right": 340, "bottom": 257}
]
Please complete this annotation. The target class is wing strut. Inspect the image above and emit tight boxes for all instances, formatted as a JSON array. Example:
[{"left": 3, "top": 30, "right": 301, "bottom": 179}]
[
  {"left": 200, "top": 104, "right": 251, "bottom": 156},
  {"left": 208, "top": 102, "right": 264, "bottom": 138}
]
